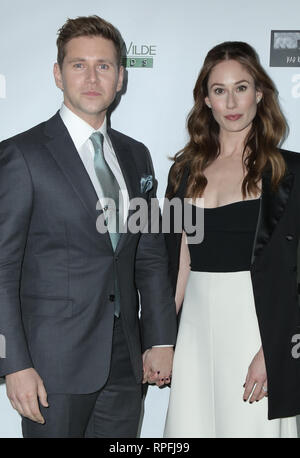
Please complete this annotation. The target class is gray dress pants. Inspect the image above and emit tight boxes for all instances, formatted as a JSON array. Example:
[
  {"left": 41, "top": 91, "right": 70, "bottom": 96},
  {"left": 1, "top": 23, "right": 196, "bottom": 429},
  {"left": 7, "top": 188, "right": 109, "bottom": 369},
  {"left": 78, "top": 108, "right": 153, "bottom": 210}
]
[{"left": 22, "top": 317, "right": 142, "bottom": 438}]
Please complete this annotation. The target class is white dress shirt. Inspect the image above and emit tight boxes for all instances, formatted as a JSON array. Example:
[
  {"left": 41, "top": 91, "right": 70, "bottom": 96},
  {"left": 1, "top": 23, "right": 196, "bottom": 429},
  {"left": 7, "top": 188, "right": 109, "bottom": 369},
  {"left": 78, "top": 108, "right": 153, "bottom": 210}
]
[{"left": 59, "top": 103, "right": 129, "bottom": 222}]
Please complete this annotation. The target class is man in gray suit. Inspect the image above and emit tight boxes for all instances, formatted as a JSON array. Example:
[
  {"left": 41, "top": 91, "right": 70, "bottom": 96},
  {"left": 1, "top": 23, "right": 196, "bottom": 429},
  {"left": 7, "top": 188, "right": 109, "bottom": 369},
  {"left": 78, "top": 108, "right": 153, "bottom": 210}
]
[{"left": 0, "top": 15, "right": 176, "bottom": 438}]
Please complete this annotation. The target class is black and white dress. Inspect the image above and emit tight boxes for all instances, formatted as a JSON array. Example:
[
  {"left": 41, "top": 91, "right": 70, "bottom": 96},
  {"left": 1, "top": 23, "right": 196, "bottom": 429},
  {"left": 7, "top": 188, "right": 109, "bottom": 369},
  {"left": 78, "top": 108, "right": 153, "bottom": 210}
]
[{"left": 164, "top": 200, "right": 297, "bottom": 438}]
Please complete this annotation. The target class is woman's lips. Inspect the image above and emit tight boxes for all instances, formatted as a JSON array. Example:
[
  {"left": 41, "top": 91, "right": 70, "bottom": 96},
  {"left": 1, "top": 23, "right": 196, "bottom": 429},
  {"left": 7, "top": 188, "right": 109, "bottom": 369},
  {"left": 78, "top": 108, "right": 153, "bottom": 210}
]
[{"left": 225, "top": 114, "right": 242, "bottom": 121}]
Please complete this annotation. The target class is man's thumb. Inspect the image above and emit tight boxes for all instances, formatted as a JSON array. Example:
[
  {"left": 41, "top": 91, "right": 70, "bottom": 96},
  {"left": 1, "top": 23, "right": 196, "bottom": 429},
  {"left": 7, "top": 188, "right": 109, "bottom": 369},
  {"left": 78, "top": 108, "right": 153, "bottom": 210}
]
[{"left": 38, "top": 382, "right": 49, "bottom": 407}]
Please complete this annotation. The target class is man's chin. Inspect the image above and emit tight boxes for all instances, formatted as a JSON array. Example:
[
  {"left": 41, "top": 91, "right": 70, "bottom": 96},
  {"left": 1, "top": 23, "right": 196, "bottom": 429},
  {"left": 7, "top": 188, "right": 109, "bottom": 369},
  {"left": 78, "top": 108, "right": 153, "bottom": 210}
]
[{"left": 76, "top": 104, "right": 108, "bottom": 117}]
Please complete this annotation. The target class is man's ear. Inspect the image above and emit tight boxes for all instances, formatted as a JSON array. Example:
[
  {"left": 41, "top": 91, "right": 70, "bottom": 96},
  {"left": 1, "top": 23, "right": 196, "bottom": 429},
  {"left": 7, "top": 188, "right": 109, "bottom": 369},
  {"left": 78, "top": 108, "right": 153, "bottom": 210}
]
[
  {"left": 53, "top": 63, "right": 64, "bottom": 91},
  {"left": 116, "top": 65, "right": 124, "bottom": 92}
]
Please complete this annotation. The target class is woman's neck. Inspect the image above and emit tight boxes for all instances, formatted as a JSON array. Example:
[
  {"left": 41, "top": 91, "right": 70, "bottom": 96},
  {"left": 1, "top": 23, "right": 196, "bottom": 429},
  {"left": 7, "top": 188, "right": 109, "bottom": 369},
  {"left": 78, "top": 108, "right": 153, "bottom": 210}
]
[{"left": 218, "top": 126, "right": 251, "bottom": 158}]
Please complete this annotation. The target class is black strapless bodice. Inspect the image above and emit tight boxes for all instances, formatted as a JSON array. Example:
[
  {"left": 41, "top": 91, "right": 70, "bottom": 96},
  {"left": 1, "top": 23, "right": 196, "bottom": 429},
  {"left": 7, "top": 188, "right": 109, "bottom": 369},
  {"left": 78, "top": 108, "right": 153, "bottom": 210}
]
[{"left": 188, "top": 199, "right": 260, "bottom": 272}]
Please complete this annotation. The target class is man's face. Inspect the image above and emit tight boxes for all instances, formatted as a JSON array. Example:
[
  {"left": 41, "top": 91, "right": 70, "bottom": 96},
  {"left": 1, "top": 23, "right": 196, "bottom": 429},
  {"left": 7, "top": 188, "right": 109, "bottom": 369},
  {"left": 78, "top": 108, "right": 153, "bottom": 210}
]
[{"left": 54, "top": 35, "right": 124, "bottom": 128}]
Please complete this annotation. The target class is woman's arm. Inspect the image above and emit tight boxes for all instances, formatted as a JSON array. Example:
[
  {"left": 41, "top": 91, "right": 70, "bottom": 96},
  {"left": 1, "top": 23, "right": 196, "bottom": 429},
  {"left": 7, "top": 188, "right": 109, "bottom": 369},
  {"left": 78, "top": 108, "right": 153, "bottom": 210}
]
[{"left": 175, "top": 231, "right": 191, "bottom": 314}]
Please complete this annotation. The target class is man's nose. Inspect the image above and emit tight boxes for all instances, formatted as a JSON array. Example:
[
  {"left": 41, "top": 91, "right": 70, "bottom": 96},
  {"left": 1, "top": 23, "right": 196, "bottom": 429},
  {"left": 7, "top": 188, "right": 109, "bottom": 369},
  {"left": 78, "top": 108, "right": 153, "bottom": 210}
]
[{"left": 86, "top": 66, "right": 98, "bottom": 83}]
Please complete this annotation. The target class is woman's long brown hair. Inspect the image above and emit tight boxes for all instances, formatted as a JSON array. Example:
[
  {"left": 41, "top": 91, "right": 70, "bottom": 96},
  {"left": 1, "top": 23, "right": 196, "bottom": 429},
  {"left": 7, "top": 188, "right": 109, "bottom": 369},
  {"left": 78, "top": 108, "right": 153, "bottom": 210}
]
[{"left": 167, "top": 41, "right": 288, "bottom": 199}]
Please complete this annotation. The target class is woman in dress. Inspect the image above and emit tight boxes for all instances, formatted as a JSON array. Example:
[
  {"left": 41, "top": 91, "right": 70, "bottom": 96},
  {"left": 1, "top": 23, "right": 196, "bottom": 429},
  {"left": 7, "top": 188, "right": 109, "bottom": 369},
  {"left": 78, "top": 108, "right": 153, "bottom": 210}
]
[{"left": 163, "top": 41, "right": 300, "bottom": 438}]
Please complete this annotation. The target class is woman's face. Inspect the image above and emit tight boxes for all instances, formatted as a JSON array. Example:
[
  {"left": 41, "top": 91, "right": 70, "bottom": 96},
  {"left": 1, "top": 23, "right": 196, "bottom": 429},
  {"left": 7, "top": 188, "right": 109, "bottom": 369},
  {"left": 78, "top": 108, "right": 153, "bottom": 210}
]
[{"left": 205, "top": 59, "right": 262, "bottom": 135}]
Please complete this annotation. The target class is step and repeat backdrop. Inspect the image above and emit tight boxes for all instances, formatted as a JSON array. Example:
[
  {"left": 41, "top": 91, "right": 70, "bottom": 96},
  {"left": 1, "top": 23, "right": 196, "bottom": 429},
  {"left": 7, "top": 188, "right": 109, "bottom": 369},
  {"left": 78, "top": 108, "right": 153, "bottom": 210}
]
[{"left": 0, "top": 0, "right": 300, "bottom": 438}]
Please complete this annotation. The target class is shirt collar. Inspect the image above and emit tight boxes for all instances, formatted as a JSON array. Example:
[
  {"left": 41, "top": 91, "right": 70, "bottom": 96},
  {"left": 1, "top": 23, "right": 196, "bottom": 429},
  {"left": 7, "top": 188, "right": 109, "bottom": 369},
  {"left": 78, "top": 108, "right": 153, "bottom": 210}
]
[{"left": 59, "top": 103, "right": 110, "bottom": 151}]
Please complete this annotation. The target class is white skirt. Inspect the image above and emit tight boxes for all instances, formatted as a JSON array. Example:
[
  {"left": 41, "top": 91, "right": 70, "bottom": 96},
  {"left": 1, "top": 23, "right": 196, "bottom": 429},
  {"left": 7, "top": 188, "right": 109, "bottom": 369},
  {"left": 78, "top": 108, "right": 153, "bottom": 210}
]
[{"left": 164, "top": 271, "right": 298, "bottom": 438}]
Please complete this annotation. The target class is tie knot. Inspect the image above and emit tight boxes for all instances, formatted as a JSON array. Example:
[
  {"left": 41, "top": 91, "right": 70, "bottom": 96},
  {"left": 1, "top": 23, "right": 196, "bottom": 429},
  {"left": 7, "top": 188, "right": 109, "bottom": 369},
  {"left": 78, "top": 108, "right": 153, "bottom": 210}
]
[{"left": 90, "top": 132, "right": 104, "bottom": 152}]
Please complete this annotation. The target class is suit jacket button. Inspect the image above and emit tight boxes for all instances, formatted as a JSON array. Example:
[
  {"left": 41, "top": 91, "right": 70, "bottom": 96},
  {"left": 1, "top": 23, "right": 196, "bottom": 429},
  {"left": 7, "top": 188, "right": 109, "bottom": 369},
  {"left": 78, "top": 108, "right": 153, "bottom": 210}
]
[
  {"left": 109, "top": 294, "right": 115, "bottom": 302},
  {"left": 286, "top": 235, "right": 294, "bottom": 241}
]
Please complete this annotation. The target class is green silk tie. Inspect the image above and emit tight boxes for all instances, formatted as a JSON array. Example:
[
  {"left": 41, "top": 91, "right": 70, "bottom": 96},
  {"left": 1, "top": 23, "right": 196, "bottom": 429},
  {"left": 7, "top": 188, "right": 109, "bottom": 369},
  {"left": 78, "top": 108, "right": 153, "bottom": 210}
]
[{"left": 90, "top": 131, "right": 121, "bottom": 317}]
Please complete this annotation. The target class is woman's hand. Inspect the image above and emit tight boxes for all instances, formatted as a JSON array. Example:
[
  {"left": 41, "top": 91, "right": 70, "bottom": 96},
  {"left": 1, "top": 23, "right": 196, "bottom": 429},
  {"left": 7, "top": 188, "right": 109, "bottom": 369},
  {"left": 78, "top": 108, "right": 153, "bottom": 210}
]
[
  {"left": 142, "top": 347, "right": 174, "bottom": 387},
  {"left": 243, "top": 346, "right": 268, "bottom": 403}
]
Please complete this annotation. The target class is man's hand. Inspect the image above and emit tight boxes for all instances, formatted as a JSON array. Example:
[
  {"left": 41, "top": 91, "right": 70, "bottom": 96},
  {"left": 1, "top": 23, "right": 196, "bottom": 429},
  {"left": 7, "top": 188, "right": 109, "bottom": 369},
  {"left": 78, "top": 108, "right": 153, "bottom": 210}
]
[
  {"left": 6, "top": 368, "right": 48, "bottom": 423},
  {"left": 142, "top": 347, "right": 174, "bottom": 387}
]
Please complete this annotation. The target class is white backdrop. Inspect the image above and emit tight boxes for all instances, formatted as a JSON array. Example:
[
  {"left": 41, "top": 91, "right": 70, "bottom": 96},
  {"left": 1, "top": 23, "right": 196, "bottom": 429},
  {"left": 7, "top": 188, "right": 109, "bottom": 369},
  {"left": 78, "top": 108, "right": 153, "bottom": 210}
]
[{"left": 0, "top": 0, "right": 300, "bottom": 438}]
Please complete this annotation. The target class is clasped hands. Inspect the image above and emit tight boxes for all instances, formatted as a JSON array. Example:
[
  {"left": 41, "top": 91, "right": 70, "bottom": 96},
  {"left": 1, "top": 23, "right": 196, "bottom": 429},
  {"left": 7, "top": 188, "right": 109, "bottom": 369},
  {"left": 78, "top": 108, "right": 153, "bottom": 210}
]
[{"left": 142, "top": 347, "right": 174, "bottom": 387}]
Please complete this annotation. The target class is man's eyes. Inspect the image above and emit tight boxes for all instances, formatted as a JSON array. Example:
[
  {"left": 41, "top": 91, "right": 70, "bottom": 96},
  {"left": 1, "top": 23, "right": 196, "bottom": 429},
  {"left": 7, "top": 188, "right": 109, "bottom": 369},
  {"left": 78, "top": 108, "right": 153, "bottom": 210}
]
[{"left": 72, "top": 63, "right": 110, "bottom": 70}]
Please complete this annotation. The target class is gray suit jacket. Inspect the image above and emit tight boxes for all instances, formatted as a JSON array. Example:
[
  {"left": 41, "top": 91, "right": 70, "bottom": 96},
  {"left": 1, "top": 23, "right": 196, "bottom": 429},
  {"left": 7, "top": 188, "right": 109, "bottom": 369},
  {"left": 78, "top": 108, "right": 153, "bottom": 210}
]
[{"left": 0, "top": 112, "right": 177, "bottom": 394}]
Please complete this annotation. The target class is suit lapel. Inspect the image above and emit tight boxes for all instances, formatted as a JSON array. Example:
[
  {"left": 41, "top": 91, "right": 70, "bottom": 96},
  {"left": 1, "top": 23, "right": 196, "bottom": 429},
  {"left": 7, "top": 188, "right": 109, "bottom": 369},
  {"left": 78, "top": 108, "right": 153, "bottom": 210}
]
[
  {"left": 251, "top": 168, "right": 294, "bottom": 265},
  {"left": 43, "top": 115, "right": 167, "bottom": 254},
  {"left": 43, "top": 112, "right": 112, "bottom": 249},
  {"left": 107, "top": 128, "right": 140, "bottom": 201},
  {"left": 107, "top": 128, "right": 143, "bottom": 253}
]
